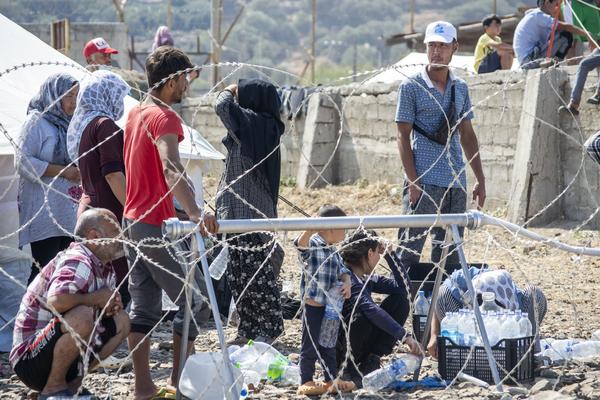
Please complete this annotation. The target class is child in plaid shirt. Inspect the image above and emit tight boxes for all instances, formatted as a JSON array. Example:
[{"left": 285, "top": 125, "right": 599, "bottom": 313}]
[{"left": 294, "top": 205, "right": 355, "bottom": 395}]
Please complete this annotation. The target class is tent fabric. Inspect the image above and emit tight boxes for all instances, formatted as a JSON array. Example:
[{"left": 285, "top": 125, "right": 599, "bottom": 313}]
[{"left": 0, "top": 13, "right": 221, "bottom": 249}]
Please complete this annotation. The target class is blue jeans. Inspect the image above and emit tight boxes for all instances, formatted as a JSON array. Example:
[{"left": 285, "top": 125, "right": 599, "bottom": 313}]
[
  {"left": 521, "top": 31, "right": 573, "bottom": 70},
  {"left": 571, "top": 48, "right": 600, "bottom": 104}
]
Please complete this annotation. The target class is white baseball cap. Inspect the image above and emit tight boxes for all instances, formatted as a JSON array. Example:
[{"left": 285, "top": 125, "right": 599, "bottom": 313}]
[{"left": 424, "top": 21, "right": 457, "bottom": 44}]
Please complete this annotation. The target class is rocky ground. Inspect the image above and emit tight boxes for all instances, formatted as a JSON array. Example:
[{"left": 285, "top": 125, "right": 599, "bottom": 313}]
[{"left": 3, "top": 181, "right": 600, "bottom": 399}]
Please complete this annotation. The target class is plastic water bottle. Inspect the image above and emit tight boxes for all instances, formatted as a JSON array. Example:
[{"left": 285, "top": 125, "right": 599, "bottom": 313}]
[
  {"left": 414, "top": 291, "right": 430, "bottom": 315},
  {"left": 461, "top": 310, "right": 477, "bottom": 346},
  {"left": 500, "top": 311, "right": 520, "bottom": 340},
  {"left": 519, "top": 312, "right": 533, "bottom": 336},
  {"left": 480, "top": 292, "right": 501, "bottom": 313},
  {"left": 441, "top": 312, "right": 459, "bottom": 344},
  {"left": 484, "top": 311, "right": 501, "bottom": 346},
  {"left": 267, "top": 358, "right": 300, "bottom": 385},
  {"left": 209, "top": 246, "right": 229, "bottom": 280},
  {"left": 362, "top": 355, "right": 420, "bottom": 392},
  {"left": 318, "top": 282, "right": 344, "bottom": 348},
  {"left": 570, "top": 341, "right": 600, "bottom": 360}
]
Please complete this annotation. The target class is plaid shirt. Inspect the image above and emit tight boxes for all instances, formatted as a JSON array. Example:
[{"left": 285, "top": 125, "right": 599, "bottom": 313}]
[
  {"left": 294, "top": 234, "right": 350, "bottom": 306},
  {"left": 10, "top": 242, "right": 115, "bottom": 367}
]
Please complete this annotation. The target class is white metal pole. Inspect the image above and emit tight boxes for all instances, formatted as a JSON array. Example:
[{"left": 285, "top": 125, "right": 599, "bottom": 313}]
[
  {"left": 194, "top": 231, "right": 240, "bottom": 399},
  {"left": 450, "top": 224, "right": 503, "bottom": 392}
]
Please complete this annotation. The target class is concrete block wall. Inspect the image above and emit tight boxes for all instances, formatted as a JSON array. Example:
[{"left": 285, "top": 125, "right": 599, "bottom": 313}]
[{"left": 21, "top": 22, "right": 129, "bottom": 68}]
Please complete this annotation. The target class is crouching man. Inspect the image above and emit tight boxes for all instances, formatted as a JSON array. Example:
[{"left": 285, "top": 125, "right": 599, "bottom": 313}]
[{"left": 9, "top": 208, "right": 130, "bottom": 399}]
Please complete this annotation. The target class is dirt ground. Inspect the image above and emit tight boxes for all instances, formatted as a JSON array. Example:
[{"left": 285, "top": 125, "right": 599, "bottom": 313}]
[{"left": 3, "top": 181, "right": 600, "bottom": 399}]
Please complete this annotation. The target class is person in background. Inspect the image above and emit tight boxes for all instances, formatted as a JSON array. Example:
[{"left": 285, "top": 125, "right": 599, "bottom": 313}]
[
  {"left": 337, "top": 230, "right": 422, "bottom": 388},
  {"left": 294, "top": 204, "right": 354, "bottom": 396},
  {"left": 66, "top": 70, "right": 131, "bottom": 307},
  {"left": 474, "top": 15, "right": 515, "bottom": 73},
  {"left": 15, "top": 73, "right": 81, "bottom": 284},
  {"left": 513, "top": 0, "right": 593, "bottom": 69},
  {"left": 396, "top": 21, "right": 486, "bottom": 268},
  {"left": 214, "top": 79, "right": 285, "bottom": 344},
  {"left": 10, "top": 208, "right": 130, "bottom": 400},
  {"left": 559, "top": 47, "right": 600, "bottom": 114},
  {"left": 152, "top": 26, "right": 175, "bottom": 51},
  {"left": 83, "top": 37, "right": 119, "bottom": 71}
]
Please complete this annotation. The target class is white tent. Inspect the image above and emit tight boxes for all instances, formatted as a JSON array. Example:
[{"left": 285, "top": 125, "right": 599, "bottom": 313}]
[
  {"left": 366, "top": 52, "right": 477, "bottom": 85},
  {"left": 0, "top": 13, "right": 224, "bottom": 249},
  {"left": 366, "top": 51, "right": 520, "bottom": 85}
]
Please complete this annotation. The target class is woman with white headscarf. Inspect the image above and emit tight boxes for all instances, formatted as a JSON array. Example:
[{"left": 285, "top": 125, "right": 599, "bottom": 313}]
[
  {"left": 15, "top": 73, "right": 81, "bottom": 283},
  {"left": 67, "top": 70, "right": 131, "bottom": 305}
]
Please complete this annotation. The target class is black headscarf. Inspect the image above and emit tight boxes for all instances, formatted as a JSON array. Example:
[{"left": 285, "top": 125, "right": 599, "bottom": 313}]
[{"left": 236, "top": 78, "right": 285, "bottom": 206}]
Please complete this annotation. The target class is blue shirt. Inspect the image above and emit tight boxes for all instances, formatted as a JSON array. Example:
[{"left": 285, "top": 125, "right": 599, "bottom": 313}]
[
  {"left": 294, "top": 234, "right": 350, "bottom": 306},
  {"left": 513, "top": 8, "right": 555, "bottom": 64},
  {"left": 395, "top": 67, "right": 473, "bottom": 188}
]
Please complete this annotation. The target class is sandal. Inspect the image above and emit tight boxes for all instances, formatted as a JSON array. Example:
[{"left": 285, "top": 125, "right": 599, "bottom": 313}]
[
  {"left": 39, "top": 389, "right": 73, "bottom": 400},
  {"left": 325, "top": 378, "right": 356, "bottom": 394},
  {"left": 297, "top": 381, "right": 328, "bottom": 396},
  {"left": 151, "top": 387, "right": 177, "bottom": 399}
]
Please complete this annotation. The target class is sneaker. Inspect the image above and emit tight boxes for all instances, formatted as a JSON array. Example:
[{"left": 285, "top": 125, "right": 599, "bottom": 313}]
[{"left": 587, "top": 94, "right": 600, "bottom": 105}]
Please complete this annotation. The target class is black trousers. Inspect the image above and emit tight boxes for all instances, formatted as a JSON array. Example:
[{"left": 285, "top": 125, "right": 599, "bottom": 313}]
[
  {"left": 29, "top": 236, "right": 73, "bottom": 284},
  {"left": 337, "top": 292, "right": 410, "bottom": 372}
]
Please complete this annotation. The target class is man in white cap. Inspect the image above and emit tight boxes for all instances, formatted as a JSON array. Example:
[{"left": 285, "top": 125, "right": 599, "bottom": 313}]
[{"left": 395, "top": 21, "right": 486, "bottom": 269}]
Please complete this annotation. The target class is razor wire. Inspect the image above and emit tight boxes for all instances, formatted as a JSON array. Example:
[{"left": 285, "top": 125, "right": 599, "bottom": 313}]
[{"left": 1, "top": 35, "right": 600, "bottom": 400}]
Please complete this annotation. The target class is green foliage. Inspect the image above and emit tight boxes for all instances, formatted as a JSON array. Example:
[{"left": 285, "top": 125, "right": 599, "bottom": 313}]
[{"left": 1, "top": 0, "right": 537, "bottom": 81}]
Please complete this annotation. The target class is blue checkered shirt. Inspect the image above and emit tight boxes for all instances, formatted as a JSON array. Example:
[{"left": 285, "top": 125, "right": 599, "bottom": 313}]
[
  {"left": 294, "top": 234, "right": 350, "bottom": 306},
  {"left": 395, "top": 67, "right": 474, "bottom": 188}
]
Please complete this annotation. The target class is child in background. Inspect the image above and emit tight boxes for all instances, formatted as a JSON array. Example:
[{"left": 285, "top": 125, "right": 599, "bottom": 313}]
[
  {"left": 474, "top": 15, "right": 515, "bottom": 73},
  {"left": 294, "top": 205, "right": 355, "bottom": 395}
]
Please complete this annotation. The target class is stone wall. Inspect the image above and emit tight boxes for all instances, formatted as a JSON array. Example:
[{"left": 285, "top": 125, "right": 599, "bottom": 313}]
[{"left": 21, "top": 22, "right": 129, "bottom": 69}]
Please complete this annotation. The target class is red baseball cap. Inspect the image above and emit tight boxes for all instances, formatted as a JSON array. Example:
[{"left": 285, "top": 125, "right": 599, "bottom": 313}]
[{"left": 83, "top": 37, "right": 119, "bottom": 58}]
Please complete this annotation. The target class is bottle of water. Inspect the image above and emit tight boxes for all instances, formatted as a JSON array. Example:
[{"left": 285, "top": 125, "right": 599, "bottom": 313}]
[
  {"left": 209, "top": 246, "right": 229, "bottom": 280},
  {"left": 480, "top": 292, "right": 501, "bottom": 313},
  {"left": 519, "top": 312, "right": 533, "bottom": 336},
  {"left": 455, "top": 310, "right": 467, "bottom": 345},
  {"left": 319, "top": 282, "right": 344, "bottom": 348},
  {"left": 441, "top": 312, "right": 458, "bottom": 344},
  {"left": 500, "top": 310, "right": 520, "bottom": 340},
  {"left": 414, "top": 291, "right": 430, "bottom": 315},
  {"left": 484, "top": 311, "right": 501, "bottom": 346},
  {"left": 461, "top": 309, "right": 477, "bottom": 346},
  {"left": 362, "top": 355, "right": 420, "bottom": 392}
]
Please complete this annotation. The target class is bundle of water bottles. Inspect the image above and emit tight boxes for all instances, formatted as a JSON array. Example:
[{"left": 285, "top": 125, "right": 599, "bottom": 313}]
[{"left": 440, "top": 292, "right": 533, "bottom": 347}]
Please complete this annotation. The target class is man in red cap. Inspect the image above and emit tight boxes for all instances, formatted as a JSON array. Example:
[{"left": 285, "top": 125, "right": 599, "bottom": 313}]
[{"left": 83, "top": 37, "right": 119, "bottom": 69}]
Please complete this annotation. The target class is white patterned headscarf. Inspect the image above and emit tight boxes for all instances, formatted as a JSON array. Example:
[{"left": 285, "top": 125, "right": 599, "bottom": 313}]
[
  {"left": 472, "top": 269, "right": 520, "bottom": 311},
  {"left": 67, "top": 70, "right": 129, "bottom": 164}
]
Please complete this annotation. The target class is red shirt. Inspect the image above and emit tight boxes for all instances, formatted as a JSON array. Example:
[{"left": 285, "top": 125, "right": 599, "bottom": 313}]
[{"left": 123, "top": 104, "right": 183, "bottom": 226}]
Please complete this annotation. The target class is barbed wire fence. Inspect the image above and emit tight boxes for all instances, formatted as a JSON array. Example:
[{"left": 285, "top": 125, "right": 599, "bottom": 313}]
[{"left": 2, "top": 19, "right": 600, "bottom": 399}]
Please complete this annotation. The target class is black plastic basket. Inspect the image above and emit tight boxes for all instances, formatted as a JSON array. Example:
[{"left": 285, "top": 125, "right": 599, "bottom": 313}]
[
  {"left": 412, "top": 314, "right": 427, "bottom": 343},
  {"left": 438, "top": 336, "right": 535, "bottom": 384}
]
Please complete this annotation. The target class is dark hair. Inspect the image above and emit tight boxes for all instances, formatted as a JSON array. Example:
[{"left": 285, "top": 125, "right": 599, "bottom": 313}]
[
  {"left": 340, "top": 229, "right": 380, "bottom": 266},
  {"left": 538, "top": 0, "right": 557, "bottom": 7},
  {"left": 317, "top": 204, "right": 346, "bottom": 218},
  {"left": 482, "top": 15, "right": 501, "bottom": 27},
  {"left": 145, "top": 46, "right": 194, "bottom": 89}
]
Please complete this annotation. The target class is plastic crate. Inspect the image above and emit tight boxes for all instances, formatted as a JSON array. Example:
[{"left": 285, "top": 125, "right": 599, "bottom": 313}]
[
  {"left": 412, "top": 314, "right": 427, "bottom": 343},
  {"left": 437, "top": 336, "right": 535, "bottom": 384}
]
